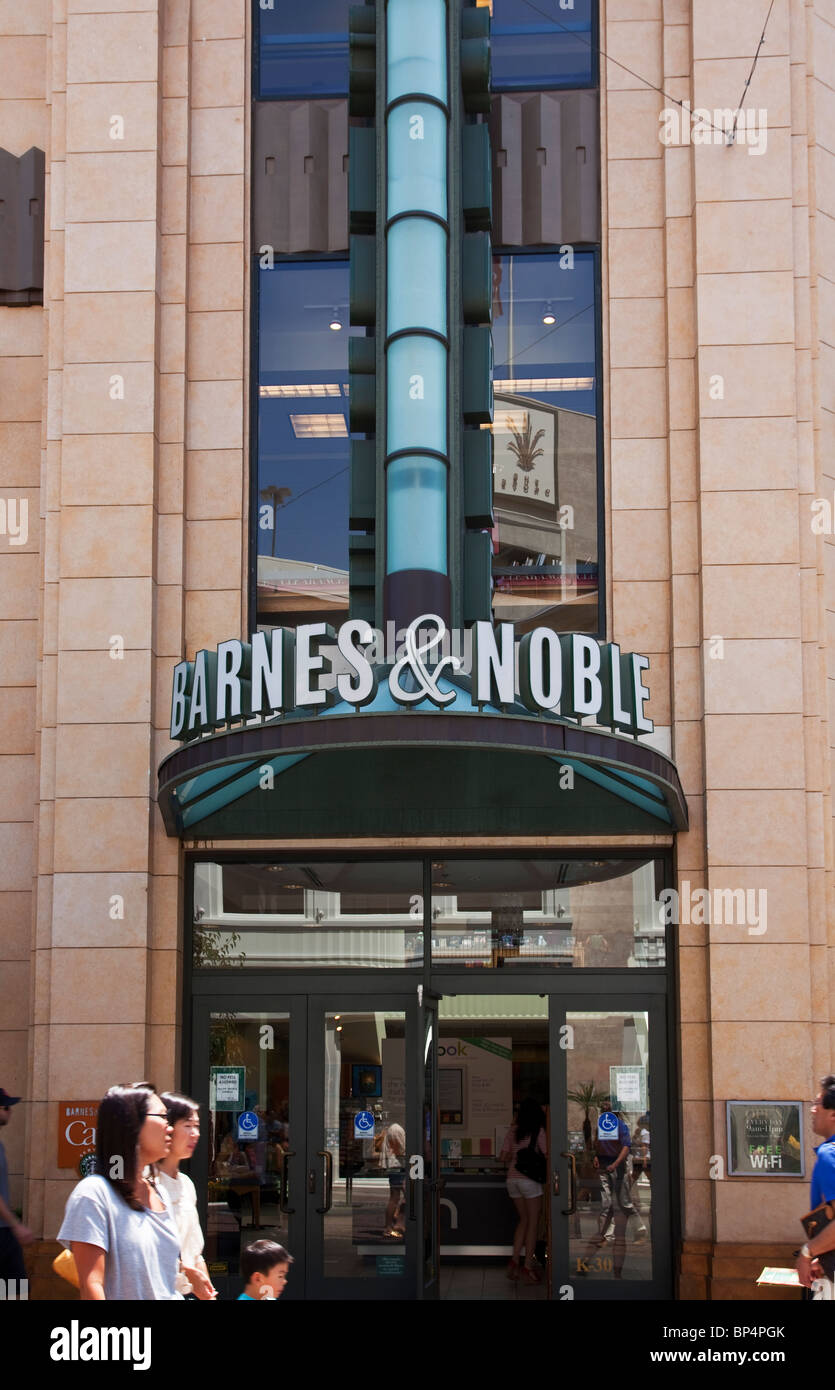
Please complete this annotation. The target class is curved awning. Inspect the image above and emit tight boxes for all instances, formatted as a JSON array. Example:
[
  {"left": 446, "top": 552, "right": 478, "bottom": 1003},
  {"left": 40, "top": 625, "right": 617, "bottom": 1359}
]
[{"left": 158, "top": 693, "right": 688, "bottom": 840}]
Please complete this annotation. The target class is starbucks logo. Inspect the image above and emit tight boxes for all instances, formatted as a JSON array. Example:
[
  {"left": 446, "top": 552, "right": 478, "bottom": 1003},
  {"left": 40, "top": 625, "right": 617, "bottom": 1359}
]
[{"left": 78, "top": 1152, "right": 97, "bottom": 1178}]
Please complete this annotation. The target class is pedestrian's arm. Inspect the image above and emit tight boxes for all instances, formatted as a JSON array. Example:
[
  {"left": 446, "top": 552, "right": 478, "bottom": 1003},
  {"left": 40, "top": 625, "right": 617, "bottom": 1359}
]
[
  {"left": 608, "top": 1145, "right": 629, "bottom": 1169},
  {"left": 0, "top": 1194, "right": 32, "bottom": 1243},
  {"left": 72, "top": 1241, "right": 107, "bottom": 1300}
]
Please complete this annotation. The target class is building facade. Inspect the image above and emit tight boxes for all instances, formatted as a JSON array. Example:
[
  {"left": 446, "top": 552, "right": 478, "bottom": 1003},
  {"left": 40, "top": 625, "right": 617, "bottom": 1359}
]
[{"left": 0, "top": 0, "right": 833, "bottom": 1301}]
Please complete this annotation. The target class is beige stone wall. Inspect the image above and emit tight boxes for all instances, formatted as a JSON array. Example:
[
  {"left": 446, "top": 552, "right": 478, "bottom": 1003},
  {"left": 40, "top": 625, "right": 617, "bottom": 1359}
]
[
  {"left": 605, "top": 0, "right": 834, "bottom": 1246},
  {"left": 0, "top": 0, "right": 831, "bottom": 1274},
  {"left": 11, "top": 0, "right": 249, "bottom": 1238},
  {"left": 0, "top": 0, "right": 48, "bottom": 1222}
]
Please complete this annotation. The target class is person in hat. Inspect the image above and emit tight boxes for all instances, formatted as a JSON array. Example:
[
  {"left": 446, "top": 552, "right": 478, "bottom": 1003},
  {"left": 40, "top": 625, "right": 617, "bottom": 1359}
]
[{"left": 0, "top": 1087, "right": 33, "bottom": 1283}]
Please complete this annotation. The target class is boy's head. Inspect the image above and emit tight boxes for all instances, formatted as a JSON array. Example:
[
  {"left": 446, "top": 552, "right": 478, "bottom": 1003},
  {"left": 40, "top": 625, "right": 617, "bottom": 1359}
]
[{"left": 241, "top": 1240, "right": 292, "bottom": 1299}]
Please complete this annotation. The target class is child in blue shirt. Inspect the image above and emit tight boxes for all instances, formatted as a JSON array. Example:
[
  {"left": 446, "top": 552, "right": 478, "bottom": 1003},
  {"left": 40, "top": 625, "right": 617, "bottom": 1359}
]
[{"left": 237, "top": 1239, "right": 292, "bottom": 1300}]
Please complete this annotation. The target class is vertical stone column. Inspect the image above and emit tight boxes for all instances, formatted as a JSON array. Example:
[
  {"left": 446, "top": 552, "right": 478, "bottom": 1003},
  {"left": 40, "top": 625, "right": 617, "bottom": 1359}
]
[
  {"left": 808, "top": 3, "right": 835, "bottom": 1071},
  {"left": 605, "top": 1, "right": 672, "bottom": 750},
  {"left": 37, "top": 0, "right": 167, "bottom": 1240},
  {"left": 183, "top": 0, "right": 246, "bottom": 666},
  {"left": 146, "top": 0, "right": 193, "bottom": 1092},
  {"left": 692, "top": 0, "right": 813, "bottom": 1275},
  {"left": 0, "top": 0, "right": 47, "bottom": 1234},
  {"left": 659, "top": 0, "right": 713, "bottom": 1284}
]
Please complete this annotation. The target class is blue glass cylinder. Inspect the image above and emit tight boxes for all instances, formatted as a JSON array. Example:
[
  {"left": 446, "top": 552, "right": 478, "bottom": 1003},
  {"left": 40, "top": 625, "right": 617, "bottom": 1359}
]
[
  {"left": 387, "top": 219, "right": 447, "bottom": 337},
  {"left": 387, "top": 0, "right": 446, "bottom": 103},
  {"left": 387, "top": 455, "right": 448, "bottom": 574},
  {"left": 387, "top": 102, "right": 447, "bottom": 219},
  {"left": 386, "top": 335, "right": 447, "bottom": 457}
]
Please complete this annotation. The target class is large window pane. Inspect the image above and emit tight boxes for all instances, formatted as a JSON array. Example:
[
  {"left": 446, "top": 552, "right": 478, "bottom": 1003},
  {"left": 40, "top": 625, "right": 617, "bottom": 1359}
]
[
  {"left": 566, "top": 1011, "right": 652, "bottom": 1287},
  {"left": 430, "top": 859, "right": 664, "bottom": 969},
  {"left": 193, "top": 861, "right": 423, "bottom": 969},
  {"left": 256, "top": 262, "right": 360, "bottom": 629},
  {"left": 487, "top": 0, "right": 595, "bottom": 90},
  {"left": 257, "top": 0, "right": 350, "bottom": 99},
  {"left": 490, "top": 251, "right": 599, "bottom": 634},
  {"left": 321, "top": 1010, "right": 409, "bottom": 1279},
  {"left": 206, "top": 1011, "right": 291, "bottom": 1293}
]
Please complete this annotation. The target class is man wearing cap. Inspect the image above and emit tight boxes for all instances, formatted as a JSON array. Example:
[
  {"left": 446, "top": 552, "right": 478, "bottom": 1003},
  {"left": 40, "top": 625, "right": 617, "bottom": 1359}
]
[{"left": 0, "top": 1088, "right": 33, "bottom": 1283}]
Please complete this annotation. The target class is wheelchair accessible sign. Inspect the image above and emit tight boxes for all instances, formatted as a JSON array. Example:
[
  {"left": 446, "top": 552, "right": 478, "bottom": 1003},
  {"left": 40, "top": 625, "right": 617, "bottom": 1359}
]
[
  {"left": 237, "top": 1110, "right": 259, "bottom": 1141},
  {"left": 597, "top": 1111, "right": 620, "bottom": 1140},
  {"left": 354, "top": 1111, "right": 375, "bottom": 1140}
]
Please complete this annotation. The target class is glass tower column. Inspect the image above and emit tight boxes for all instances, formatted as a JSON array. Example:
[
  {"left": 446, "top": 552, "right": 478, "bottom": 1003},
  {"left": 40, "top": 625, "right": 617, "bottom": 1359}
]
[{"left": 384, "top": 0, "right": 450, "bottom": 625}]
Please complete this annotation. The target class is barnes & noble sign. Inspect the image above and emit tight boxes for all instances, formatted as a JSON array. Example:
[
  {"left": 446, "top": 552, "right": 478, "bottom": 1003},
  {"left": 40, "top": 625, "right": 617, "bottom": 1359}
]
[{"left": 170, "top": 614, "right": 654, "bottom": 743}]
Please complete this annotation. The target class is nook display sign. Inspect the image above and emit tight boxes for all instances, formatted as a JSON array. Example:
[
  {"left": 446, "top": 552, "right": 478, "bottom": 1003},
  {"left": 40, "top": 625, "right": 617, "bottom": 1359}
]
[{"left": 170, "top": 614, "right": 654, "bottom": 743}]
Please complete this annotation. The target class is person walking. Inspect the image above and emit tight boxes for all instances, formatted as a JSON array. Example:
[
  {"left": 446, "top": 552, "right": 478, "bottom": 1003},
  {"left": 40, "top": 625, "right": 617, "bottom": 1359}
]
[
  {"left": 796, "top": 1074, "right": 835, "bottom": 1296},
  {"left": 0, "top": 1087, "right": 33, "bottom": 1291},
  {"left": 591, "top": 1099, "right": 647, "bottom": 1279},
  {"left": 159, "top": 1091, "right": 216, "bottom": 1300},
  {"left": 500, "top": 1097, "right": 547, "bottom": 1284},
  {"left": 58, "top": 1081, "right": 182, "bottom": 1300}
]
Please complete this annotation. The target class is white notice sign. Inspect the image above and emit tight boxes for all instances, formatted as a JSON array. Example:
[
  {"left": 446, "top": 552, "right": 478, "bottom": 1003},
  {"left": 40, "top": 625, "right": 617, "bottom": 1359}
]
[{"left": 215, "top": 1072, "right": 241, "bottom": 1103}]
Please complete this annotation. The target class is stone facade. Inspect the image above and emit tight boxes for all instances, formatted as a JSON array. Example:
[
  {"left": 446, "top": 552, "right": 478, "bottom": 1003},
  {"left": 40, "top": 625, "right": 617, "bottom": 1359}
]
[{"left": 0, "top": 0, "right": 832, "bottom": 1299}]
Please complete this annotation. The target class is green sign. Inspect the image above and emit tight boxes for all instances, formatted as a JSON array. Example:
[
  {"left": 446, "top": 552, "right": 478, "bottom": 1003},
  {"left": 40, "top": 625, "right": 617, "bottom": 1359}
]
[
  {"left": 210, "top": 1066, "right": 245, "bottom": 1113},
  {"left": 468, "top": 1037, "right": 512, "bottom": 1061}
]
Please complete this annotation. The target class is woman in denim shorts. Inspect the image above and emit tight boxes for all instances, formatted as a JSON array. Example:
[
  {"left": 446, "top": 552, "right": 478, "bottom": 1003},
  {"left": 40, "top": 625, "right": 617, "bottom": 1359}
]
[{"left": 499, "top": 1098, "right": 547, "bottom": 1284}]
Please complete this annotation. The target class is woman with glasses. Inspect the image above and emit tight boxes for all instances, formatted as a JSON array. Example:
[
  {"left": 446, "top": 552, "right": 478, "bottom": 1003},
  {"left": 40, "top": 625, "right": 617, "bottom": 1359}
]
[
  {"left": 158, "top": 1091, "right": 216, "bottom": 1300},
  {"left": 57, "top": 1082, "right": 182, "bottom": 1300}
]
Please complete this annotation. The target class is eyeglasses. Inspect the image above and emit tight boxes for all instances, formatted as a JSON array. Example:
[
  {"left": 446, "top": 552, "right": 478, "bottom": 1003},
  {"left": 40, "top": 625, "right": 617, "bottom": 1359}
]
[{"left": 147, "top": 1110, "right": 170, "bottom": 1121}]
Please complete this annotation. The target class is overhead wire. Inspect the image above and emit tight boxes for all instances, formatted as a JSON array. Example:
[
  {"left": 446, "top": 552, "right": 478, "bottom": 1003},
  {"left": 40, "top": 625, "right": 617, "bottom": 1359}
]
[{"left": 512, "top": 0, "right": 769, "bottom": 143}]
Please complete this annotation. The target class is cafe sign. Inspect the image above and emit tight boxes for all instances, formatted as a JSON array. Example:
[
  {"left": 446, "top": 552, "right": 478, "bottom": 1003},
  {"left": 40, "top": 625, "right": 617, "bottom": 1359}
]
[
  {"left": 170, "top": 614, "right": 653, "bottom": 743},
  {"left": 57, "top": 1101, "right": 97, "bottom": 1172}
]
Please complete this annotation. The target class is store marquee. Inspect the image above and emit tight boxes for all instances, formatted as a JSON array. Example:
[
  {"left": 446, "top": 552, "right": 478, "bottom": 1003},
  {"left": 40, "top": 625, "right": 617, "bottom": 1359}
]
[{"left": 170, "top": 613, "right": 654, "bottom": 742}]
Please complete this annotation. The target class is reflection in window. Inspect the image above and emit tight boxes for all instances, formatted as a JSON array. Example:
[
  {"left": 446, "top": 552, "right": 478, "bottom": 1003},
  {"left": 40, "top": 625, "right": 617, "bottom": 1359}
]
[
  {"left": 256, "top": 262, "right": 360, "bottom": 630},
  {"left": 193, "top": 861, "right": 423, "bottom": 968},
  {"left": 483, "top": 0, "right": 595, "bottom": 90},
  {"left": 257, "top": 0, "right": 351, "bottom": 99},
  {"left": 490, "top": 251, "right": 598, "bottom": 634},
  {"left": 430, "top": 859, "right": 664, "bottom": 969},
  {"left": 255, "top": 1, "right": 595, "bottom": 99}
]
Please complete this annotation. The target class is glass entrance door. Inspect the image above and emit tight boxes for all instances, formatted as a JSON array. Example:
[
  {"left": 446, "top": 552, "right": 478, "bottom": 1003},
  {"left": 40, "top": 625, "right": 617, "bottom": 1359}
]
[
  {"left": 192, "top": 992, "right": 437, "bottom": 1300},
  {"left": 549, "top": 996, "right": 671, "bottom": 1299}
]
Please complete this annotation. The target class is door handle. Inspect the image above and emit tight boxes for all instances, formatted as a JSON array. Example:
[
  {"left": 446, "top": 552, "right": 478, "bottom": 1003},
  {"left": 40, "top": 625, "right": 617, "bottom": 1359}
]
[
  {"left": 278, "top": 1150, "right": 295, "bottom": 1215},
  {"left": 315, "top": 1149, "right": 333, "bottom": 1214},
  {"left": 408, "top": 1171, "right": 416, "bottom": 1222},
  {"left": 560, "top": 1150, "right": 577, "bottom": 1215}
]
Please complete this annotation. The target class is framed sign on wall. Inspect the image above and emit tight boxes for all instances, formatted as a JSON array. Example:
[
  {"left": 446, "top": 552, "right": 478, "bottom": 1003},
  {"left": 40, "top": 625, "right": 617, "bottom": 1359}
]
[{"left": 726, "top": 1101, "right": 805, "bottom": 1177}]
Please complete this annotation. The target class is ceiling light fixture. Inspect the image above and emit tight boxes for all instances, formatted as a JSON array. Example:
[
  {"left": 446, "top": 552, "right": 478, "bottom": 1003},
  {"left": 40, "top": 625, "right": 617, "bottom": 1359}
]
[
  {"left": 329, "top": 308, "right": 342, "bottom": 331},
  {"left": 542, "top": 303, "right": 556, "bottom": 325}
]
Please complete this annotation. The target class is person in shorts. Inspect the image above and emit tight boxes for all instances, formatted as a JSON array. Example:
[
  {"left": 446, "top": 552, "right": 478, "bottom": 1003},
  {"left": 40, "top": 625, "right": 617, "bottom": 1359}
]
[
  {"left": 500, "top": 1098, "right": 547, "bottom": 1284},
  {"left": 379, "top": 1122, "right": 406, "bottom": 1239}
]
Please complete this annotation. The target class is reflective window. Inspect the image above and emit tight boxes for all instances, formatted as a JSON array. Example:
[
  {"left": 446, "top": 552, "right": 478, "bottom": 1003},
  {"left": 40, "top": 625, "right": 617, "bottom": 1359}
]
[
  {"left": 490, "top": 251, "right": 599, "bottom": 634},
  {"left": 566, "top": 1011, "right": 652, "bottom": 1286},
  {"left": 206, "top": 1011, "right": 291, "bottom": 1290},
  {"left": 430, "top": 859, "right": 664, "bottom": 969},
  {"left": 256, "top": 262, "right": 360, "bottom": 630},
  {"left": 487, "top": 0, "right": 596, "bottom": 90},
  {"left": 257, "top": 0, "right": 351, "bottom": 99},
  {"left": 321, "top": 1010, "right": 409, "bottom": 1279},
  {"left": 192, "top": 861, "right": 423, "bottom": 969}
]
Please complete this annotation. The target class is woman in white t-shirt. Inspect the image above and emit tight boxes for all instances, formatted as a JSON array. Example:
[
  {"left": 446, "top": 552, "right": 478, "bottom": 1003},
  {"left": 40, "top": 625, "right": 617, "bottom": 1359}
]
[
  {"left": 58, "top": 1082, "right": 182, "bottom": 1300},
  {"left": 159, "top": 1091, "right": 216, "bottom": 1300}
]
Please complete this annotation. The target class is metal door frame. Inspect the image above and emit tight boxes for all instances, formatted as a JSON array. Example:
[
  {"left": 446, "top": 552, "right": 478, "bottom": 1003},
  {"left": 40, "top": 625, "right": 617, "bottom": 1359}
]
[{"left": 548, "top": 991, "right": 672, "bottom": 1301}]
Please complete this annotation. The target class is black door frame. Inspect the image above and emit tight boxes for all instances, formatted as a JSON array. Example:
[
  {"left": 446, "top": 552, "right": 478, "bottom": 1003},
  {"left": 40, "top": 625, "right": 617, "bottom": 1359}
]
[
  {"left": 547, "top": 990, "right": 671, "bottom": 1300},
  {"left": 184, "top": 848, "right": 677, "bottom": 1301}
]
